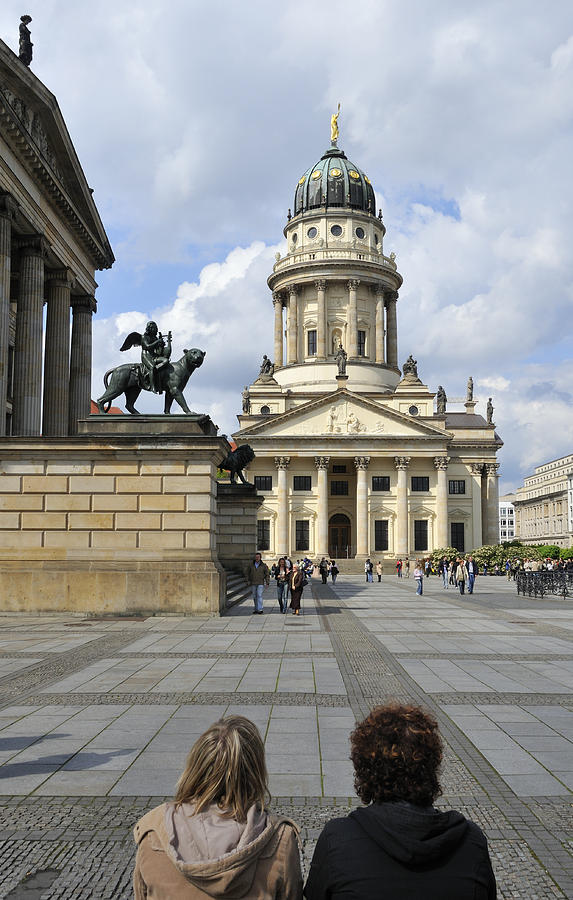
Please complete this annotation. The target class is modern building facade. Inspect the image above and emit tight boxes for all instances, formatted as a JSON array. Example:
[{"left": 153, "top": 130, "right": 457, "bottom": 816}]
[
  {"left": 0, "top": 36, "right": 114, "bottom": 437},
  {"left": 499, "top": 493, "right": 516, "bottom": 543},
  {"left": 513, "top": 454, "right": 573, "bottom": 547},
  {"left": 234, "top": 133, "right": 503, "bottom": 560}
]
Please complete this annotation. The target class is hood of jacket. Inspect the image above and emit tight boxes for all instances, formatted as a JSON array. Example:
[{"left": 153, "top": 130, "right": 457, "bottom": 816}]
[
  {"left": 350, "top": 802, "right": 469, "bottom": 866},
  {"left": 134, "top": 802, "right": 297, "bottom": 898}
]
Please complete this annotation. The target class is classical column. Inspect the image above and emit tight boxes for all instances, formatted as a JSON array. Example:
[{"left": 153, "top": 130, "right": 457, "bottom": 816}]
[
  {"left": 375, "top": 287, "right": 385, "bottom": 364},
  {"left": 394, "top": 456, "right": 411, "bottom": 557},
  {"left": 275, "top": 456, "right": 291, "bottom": 556},
  {"left": 347, "top": 279, "right": 359, "bottom": 358},
  {"left": 354, "top": 456, "right": 370, "bottom": 556},
  {"left": 386, "top": 290, "right": 398, "bottom": 368},
  {"left": 68, "top": 294, "right": 96, "bottom": 434},
  {"left": 13, "top": 235, "right": 48, "bottom": 436},
  {"left": 469, "top": 463, "right": 484, "bottom": 549},
  {"left": 286, "top": 287, "right": 298, "bottom": 365},
  {"left": 315, "top": 280, "right": 327, "bottom": 359},
  {"left": 485, "top": 463, "right": 500, "bottom": 545},
  {"left": 0, "top": 193, "right": 17, "bottom": 435},
  {"left": 272, "top": 293, "right": 284, "bottom": 369},
  {"left": 434, "top": 456, "right": 450, "bottom": 549},
  {"left": 315, "top": 456, "right": 330, "bottom": 556},
  {"left": 43, "top": 268, "right": 74, "bottom": 436}
]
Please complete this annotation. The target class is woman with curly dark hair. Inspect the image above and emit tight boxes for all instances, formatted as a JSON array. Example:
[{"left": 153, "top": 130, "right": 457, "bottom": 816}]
[{"left": 304, "top": 704, "right": 496, "bottom": 899}]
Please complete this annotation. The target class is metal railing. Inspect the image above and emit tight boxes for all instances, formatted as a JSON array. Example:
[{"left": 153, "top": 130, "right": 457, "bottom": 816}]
[{"left": 516, "top": 571, "right": 573, "bottom": 598}]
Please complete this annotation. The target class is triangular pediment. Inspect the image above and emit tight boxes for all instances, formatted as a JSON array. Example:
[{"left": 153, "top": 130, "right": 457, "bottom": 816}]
[
  {"left": 236, "top": 389, "right": 451, "bottom": 440},
  {"left": 0, "top": 40, "right": 113, "bottom": 269}
]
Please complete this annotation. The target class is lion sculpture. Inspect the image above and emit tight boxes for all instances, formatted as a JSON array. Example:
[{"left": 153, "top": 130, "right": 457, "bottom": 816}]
[{"left": 219, "top": 444, "right": 255, "bottom": 485}]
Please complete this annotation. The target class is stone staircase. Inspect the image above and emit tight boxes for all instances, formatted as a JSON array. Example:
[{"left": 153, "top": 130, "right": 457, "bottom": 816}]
[{"left": 224, "top": 567, "right": 251, "bottom": 608}]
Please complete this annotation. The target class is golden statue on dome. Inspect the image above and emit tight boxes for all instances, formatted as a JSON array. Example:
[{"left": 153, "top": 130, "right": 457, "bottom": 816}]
[{"left": 331, "top": 103, "right": 341, "bottom": 144}]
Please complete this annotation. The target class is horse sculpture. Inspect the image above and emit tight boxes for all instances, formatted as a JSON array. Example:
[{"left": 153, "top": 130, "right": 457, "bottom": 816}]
[{"left": 96, "top": 348, "right": 206, "bottom": 415}]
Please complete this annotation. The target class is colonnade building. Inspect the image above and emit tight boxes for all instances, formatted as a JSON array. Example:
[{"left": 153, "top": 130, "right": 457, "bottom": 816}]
[
  {"left": 0, "top": 37, "right": 114, "bottom": 437},
  {"left": 234, "top": 135, "right": 503, "bottom": 561}
]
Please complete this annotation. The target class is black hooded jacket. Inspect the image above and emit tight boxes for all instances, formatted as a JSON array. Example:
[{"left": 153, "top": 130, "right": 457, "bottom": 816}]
[{"left": 304, "top": 802, "right": 496, "bottom": 900}]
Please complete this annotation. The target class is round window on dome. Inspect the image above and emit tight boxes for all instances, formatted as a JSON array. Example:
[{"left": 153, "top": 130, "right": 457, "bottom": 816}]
[
  {"left": 311, "top": 170, "right": 322, "bottom": 180},
  {"left": 331, "top": 224, "right": 343, "bottom": 237},
  {"left": 355, "top": 227, "right": 365, "bottom": 239},
  {"left": 409, "top": 405, "right": 419, "bottom": 417},
  {"left": 260, "top": 405, "right": 271, "bottom": 416},
  {"left": 307, "top": 227, "right": 318, "bottom": 239},
  {"left": 298, "top": 175, "right": 306, "bottom": 185},
  {"left": 291, "top": 233, "right": 298, "bottom": 244}
]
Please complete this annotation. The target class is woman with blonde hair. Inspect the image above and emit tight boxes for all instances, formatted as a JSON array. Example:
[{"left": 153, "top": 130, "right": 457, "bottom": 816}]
[{"left": 133, "top": 715, "right": 302, "bottom": 899}]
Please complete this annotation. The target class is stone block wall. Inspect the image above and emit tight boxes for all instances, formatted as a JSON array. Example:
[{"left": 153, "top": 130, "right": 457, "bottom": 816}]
[{"left": 217, "top": 483, "right": 264, "bottom": 575}]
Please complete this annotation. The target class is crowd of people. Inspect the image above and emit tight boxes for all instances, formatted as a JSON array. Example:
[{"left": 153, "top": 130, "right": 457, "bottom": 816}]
[
  {"left": 133, "top": 705, "right": 497, "bottom": 898},
  {"left": 246, "top": 553, "right": 339, "bottom": 615}
]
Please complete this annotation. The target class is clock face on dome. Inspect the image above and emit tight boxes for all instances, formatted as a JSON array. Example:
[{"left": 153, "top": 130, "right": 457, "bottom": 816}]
[
  {"left": 311, "top": 170, "right": 322, "bottom": 180},
  {"left": 330, "top": 168, "right": 342, "bottom": 177},
  {"left": 349, "top": 170, "right": 360, "bottom": 180},
  {"left": 298, "top": 175, "right": 306, "bottom": 184}
]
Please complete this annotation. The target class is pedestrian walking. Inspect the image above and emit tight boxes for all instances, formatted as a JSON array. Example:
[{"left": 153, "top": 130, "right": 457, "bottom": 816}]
[
  {"left": 246, "top": 552, "right": 270, "bottom": 614},
  {"left": 133, "top": 716, "right": 302, "bottom": 900},
  {"left": 396, "top": 559, "right": 403, "bottom": 578},
  {"left": 439, "top": 556, "right": 448, "bottom": 589},
  {"left": 404, "top": 558, "right": 410, "bottom": 578},
  {"left": 456, "top": 558, "right": 468, "bottom": 595},
  {"left": 466, "top": 556, "right": 477, "bottom": 594},
  {"left": 330, "top": 560, "right": 339, "bottom": 584},
  {"left": 274, "top": 557, "right": 290, "bottom": 613},
  {"left": 365, "top": 558, "right": 374, "bottom": 583},
  {"left": 414, "top": 561, "right": 423, "bottom": 595},
  {"left": 376, "top": 561, "right": 383, "bottom": 582},
  {"left": 319, "top": 557, "right": 329, "bottom": 585},
  {"left": 289, "top": 564, "right": 305, "bottom": 615}
]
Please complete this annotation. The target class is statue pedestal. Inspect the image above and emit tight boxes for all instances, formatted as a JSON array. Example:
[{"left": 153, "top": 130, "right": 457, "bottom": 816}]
[
  {"left": 336, "top": 375, "right": 349, "bottom": 389},
  {"left": 82, "top": 414, "right": 217, "bottom": 436},
  {"left": 464, "top": 401, "right": 477, "bottom": 415}
]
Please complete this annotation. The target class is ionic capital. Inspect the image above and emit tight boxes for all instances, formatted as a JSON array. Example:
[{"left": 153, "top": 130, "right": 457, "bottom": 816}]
[
  {"left": 347, "top": 279, "right": 360, "bottom": 291},
  {"left": 315, "top": 279, "right": 327, "bottom": 292},
  {"left": 71, "top": 293, "right": 97, "bottom": 315},
  {"left": 485, "top": 462, "right": 500, "bottom": 477},
  {"left": 394, "top": 455, "right": 411, "bottom": 470},
  {"left": 469, "top": 462, "right": 485, "bottom": 476},
  {"left": 314, "top": 456, "right": 330, "bottom": 470},
  {"left": 354, "top": 455, "right": 370, "bottom": 470},
  {"left": 433, "top": 456, "right": 450, "bottom": 470},
  {"left": 274, "top": 456, "right": 291, "bottom": 470}
]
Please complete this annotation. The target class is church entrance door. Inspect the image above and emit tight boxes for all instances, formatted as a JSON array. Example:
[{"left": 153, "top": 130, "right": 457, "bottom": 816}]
[{"left": 329, "top": 514, "right": 351, "bottom": 558}]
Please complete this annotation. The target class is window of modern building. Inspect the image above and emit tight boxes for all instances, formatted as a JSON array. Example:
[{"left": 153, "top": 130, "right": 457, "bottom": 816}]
[
  {"left": 254, "top": 476, "right": 272, "bottom": 491},
  {"left": 374, "top": 519, "right": 389, "bottom": 551},
  {"left": 358, "top": 330, "right": 366, "bottom": 356},
  {"left": 293, "top": 476, "right": 311, "bottom": 491},
  {"left": 295, "top": 519, "right": 309, "bottom": 551},
  {"left": 414, "top": 520, "right": 428, "bottom": 551},
  {"left": 307, "top": 329, "right": 317, "bottom": 356},
  {"left": 332, "top": 464, "right": 347, "bottom": 473},
  {"left": 451, "top": 522, "right": 465, "bottom": 553},
  {"left": 257, "top": 519, "right": 270, "bottom": 551},
  {"left": 331, "top": 480, "right": 349, "bottom": 496},
  {"left": 372, "top": 476, "right": 390, "bottom": 491},
  {"left": 411, "top": 477, "right": 429, "bottom": 492},
  {"left": 448, "top": 480, "right": 466, "bottom": 494}
]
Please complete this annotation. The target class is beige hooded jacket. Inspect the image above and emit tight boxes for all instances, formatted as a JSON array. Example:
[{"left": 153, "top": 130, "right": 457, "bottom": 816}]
[{"left": 133, "top": 802, "right": 302, "bottom": 899}]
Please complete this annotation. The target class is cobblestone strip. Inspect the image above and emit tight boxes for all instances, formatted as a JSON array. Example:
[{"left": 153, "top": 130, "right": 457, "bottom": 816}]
[
  {"left": 313, "top": 583, "right": 573, "bottom": 897},
  {"left": 17, "top": 692, "right": 349, "bottom": 707}
]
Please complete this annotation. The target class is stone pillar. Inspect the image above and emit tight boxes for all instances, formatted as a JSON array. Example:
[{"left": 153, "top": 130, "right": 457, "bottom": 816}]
[
  {"left": 354, "top": 456, "right": 370, "bottom": 556},
  {"left": 485, "top": 463, "right": 500, "bottom": 545},
  {"left": 275, "top": 456, "right": 291, "bottom": 556},
  {"left": 13, "top": 235, "right": 48, "bottom": 436},
  {"left": 375, "top": 287, "right": 385, "bottom": 364},
  {"left": 287, "top": 287, "right": 298, "bottom": 365},
  {"left": 315, "top": 456, "right": 330, "bottom": 556},
  {"left": 434, "top": 456, "right": 450, "bottom": 549},
  {"left": 69, "top": 294, "right": 96, "bottom": 435},
  {"left": 347, "top": 279, "right": 359, "bottom": 358},
  {"left": 394, "top": 456, "right": 411, "bottom": 557},
  {"left": 0, "top": 194, "right": 17, "bottom": 436},
  {"left": 272, "top": 293, "right": 284, "bottom": 369},
  {"left": 470, "top": 463, "right": 484, "bottom": 550},
  {"left": 43, "top": 268, "right": 74, "bottom": 436},
  {"left": 386, "top": 290, "right": 398, "bottom": 368},
  {"left": 315, "top": 280, "right": 327, "bottom": 359}
]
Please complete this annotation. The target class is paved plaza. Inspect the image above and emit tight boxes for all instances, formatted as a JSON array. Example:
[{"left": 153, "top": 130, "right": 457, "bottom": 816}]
[{"left": 0, "top": 575, "right": 572, "bottom": 897}]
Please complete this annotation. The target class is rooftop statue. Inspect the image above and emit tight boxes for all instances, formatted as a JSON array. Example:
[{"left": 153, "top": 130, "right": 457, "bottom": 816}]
[
  {"left": 487, "top": 397, "right": 494, "bottom": 425},
  {"left": 331, "top": 103, "right": 341, "bottom": 144},
  {"left": 258, "top": 354, "right": 274, "bottom": 378},
  {"left": 335, "top": 343, "right": 347, "bottom": 375},
  {"left": 96, "top": 323, "right": 205, "bottom": 415},
  {"left": 436, "top": 385, "right": 447, "bottom": 415},
  {"left": 402, "top": 354, "right": 418, "bottom": 379},
  {"left": 19, "top": 15, "right": 33, "bottom": 66},
  {"left": 467, "top": 376, "right": 474, "bottom": 402}
]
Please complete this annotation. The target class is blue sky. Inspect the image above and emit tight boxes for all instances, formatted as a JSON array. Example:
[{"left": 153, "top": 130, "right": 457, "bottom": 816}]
[{"left": 2, "top": 0, "right": 573, "bottom": 492}]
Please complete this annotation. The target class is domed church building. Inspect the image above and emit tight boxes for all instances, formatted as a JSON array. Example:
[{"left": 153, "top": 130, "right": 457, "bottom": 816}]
[{"left": 234, "top": 123, "right": 502, "bottom": 563}]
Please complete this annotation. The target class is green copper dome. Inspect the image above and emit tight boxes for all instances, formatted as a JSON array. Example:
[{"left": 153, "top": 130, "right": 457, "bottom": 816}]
[{"left": 294, "top": 146, "right": 376, "bottom": 216}]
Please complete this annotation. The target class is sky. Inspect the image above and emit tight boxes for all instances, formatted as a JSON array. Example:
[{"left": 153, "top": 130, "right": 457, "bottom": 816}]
[{"left": 2, "top": 0, "right": 573, "bottom": 493}]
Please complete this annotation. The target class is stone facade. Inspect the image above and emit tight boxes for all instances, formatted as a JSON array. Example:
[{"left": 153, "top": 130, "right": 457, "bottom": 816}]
[
  {"left": 513, "top": 454, "right": 573, "bottom": 548},
  {"left": 0, "top": 37, "right": 114, "bottom": 437},
  {"left": 234, "top": 139, "right": 502, "bottom": 561}
]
